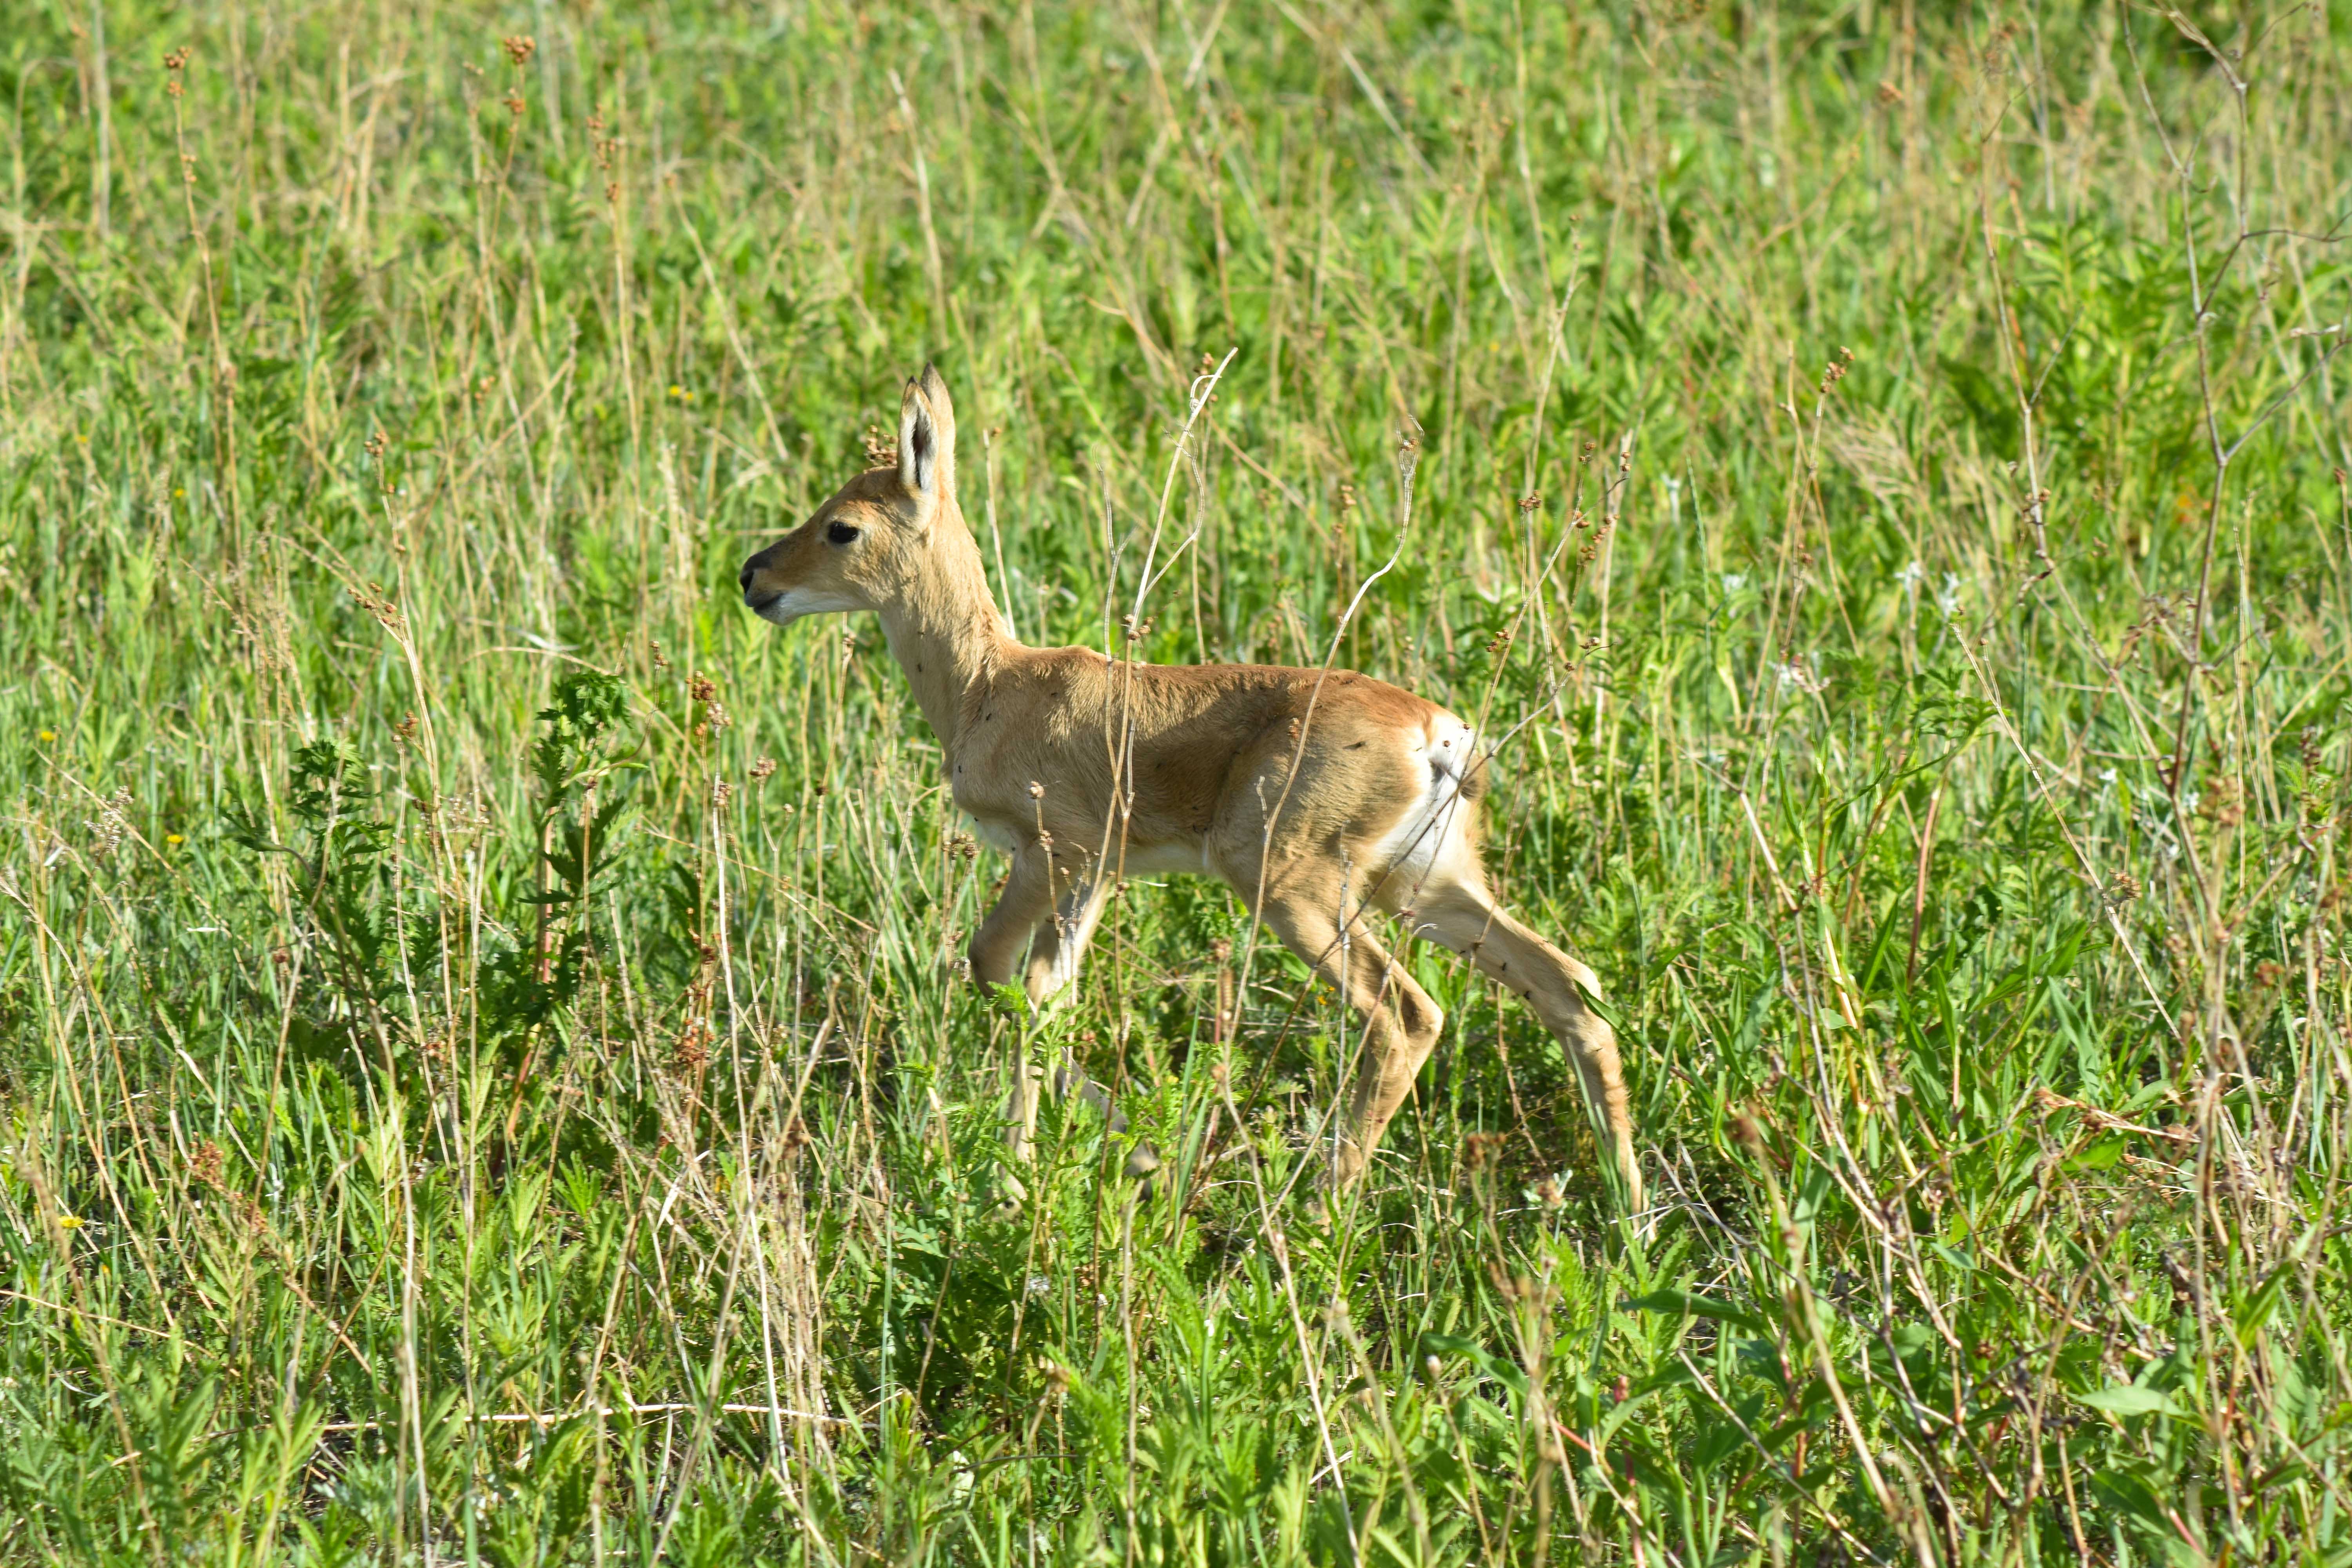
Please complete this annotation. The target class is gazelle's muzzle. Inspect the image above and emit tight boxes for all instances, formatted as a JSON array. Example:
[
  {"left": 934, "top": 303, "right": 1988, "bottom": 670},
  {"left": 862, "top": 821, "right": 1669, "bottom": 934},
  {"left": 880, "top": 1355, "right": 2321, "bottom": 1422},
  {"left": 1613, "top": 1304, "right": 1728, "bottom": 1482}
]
[
  {"left": 737, "top": 537, "right": 864, "bottom": 626},
  {"left": 739, "top": 545, "right": 791, "bottom": 618},
  {"left": 738, "top": 556, "right": 773, "bottom": 611}
]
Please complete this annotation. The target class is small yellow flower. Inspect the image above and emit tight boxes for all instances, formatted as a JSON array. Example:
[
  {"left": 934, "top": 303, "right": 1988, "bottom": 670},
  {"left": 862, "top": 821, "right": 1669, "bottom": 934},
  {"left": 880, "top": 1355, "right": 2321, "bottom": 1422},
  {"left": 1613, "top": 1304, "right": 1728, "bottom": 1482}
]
[
  {"left": 56, "top": 1214, "right": 83, "bottom": 1230},
  {"left": 166, "top": 833, "right": 185, "bottom": 847},
  {"left": 38, "top": 730, "right": 55, "bottom": 743},
  {"left": 173, "top": 488, "right": 186, "bottom": 499},
  {"left": 667, "top": 383, "right": 683, "bottom": 399}
]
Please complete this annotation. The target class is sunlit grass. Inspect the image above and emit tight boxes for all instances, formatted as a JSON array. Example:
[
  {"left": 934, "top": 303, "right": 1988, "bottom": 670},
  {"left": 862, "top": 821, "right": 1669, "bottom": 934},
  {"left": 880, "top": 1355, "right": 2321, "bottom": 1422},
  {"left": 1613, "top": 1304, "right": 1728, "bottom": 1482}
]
[{"left": 3, "top": 2, "right": 2350, "bottom": 1561}]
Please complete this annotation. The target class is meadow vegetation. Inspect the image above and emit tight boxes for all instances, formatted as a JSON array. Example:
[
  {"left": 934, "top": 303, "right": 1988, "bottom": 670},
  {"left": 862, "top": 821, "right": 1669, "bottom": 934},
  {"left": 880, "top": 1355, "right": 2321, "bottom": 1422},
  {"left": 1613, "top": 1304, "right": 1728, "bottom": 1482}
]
[{"left": 4, "top": 0, "right": 2351, "bottom": 1561}]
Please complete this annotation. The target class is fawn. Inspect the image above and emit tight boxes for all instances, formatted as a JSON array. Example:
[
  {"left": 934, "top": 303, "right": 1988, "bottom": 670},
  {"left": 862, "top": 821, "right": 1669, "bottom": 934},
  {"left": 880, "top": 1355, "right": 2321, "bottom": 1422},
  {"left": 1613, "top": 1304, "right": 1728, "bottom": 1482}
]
[{"left": 740, "top": 366, "right": 1640, "bottom": 1206}]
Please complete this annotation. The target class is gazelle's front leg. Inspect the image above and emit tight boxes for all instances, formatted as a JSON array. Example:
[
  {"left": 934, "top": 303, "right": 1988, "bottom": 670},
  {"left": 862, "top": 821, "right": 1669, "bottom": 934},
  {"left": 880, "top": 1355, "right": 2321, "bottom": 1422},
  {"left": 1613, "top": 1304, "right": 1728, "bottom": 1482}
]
[
  {"left": 969, "top": 843, "right": 1055, "bottom": 988},
  {"left": 996, "top": 859, "right": 1158, "bottom": 1181},
  {"left": 1023, "top": 866, "right": 1114, "bottom": 1007},
  {"left": 969, "top": 844, "right": 1058, "bottom": 1178},
  {"left": 1005, "top": 865, "right": 1112, "bottom": 1167}
]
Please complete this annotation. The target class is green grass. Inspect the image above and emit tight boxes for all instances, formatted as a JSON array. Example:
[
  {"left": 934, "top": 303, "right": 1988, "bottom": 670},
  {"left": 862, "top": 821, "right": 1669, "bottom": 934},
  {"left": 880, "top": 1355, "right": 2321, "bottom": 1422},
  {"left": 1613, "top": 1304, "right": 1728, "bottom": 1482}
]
[{"left": 4, "top": 0, "right": 2351, "bottom": 1561}]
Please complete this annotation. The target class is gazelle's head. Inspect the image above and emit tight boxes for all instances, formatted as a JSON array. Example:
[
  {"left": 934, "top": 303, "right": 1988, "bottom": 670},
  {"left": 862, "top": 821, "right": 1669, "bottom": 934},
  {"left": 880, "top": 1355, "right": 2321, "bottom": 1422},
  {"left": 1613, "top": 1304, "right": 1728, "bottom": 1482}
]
[{"left": 739, "top": 365, "right": 960, "bottom": 625}]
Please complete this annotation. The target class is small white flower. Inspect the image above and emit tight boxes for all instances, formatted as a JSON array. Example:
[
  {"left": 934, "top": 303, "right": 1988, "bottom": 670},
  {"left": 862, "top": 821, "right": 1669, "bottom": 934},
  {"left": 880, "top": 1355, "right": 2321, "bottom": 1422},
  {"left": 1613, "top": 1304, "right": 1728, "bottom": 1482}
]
[
  {"left": 1722, "top": 572, "right": 1748, "bottom": 593},
  {"left": 1774, "top": 660, "right": 1826, "bottom": 694},
  {"left": 1896, "top": 560, "right": 1924, "bottom": 592},
  {"left": 1025, "top": 1274, "right": 1051, "bottom": 1298},
  {"left": 1936, "top": 574, "right": 1962, "bottom": 617}
]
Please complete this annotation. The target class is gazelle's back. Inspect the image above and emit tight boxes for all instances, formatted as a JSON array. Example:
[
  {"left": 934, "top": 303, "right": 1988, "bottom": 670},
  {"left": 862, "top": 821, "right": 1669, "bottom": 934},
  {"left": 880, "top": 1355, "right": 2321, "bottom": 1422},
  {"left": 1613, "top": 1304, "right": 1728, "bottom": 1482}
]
[
  {"left": 965, "top": 647, "right": 1472, "bottom": 854},
  {"left": 994, "top": 648, "right": 1449, "bottom": 750}
]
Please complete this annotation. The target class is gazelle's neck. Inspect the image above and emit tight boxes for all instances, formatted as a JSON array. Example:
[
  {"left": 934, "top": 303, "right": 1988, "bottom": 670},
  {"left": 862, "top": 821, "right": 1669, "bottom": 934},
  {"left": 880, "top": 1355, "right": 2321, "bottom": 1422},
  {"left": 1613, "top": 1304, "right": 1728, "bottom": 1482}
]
[{"left": 873, "top": 505, "right": 1013, "bottom": 748}]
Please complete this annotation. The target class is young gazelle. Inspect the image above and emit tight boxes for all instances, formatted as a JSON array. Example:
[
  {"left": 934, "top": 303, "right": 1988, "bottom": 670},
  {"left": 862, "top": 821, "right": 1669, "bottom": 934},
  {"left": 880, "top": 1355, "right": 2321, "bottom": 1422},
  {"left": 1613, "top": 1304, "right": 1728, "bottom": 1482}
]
[{"left": 740, "top": 367, "right": 1641, "bottom": 1206}]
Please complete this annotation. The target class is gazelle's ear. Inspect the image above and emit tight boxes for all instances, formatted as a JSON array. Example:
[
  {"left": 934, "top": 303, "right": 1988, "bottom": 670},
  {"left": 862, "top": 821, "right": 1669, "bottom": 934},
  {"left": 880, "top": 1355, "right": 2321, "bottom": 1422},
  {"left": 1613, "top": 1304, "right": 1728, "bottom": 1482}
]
[{"left": 897, "top": 364, "right": 956, "bottom": 504}]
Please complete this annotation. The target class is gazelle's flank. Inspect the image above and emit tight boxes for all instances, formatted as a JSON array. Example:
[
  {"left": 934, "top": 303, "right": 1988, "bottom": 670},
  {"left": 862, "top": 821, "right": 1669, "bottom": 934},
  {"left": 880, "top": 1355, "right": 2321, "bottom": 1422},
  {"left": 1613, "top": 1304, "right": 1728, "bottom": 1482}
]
[{"left": 740, "top": 367, "right": 1641, "bottom": 1206}]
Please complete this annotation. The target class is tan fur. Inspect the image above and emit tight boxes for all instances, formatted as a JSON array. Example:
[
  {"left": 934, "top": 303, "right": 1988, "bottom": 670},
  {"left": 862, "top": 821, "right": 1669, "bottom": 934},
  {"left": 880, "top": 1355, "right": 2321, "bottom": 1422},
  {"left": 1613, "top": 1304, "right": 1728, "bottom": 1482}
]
[{"left": 740, "top": 366, "right": 1641, "bottom": 1207}]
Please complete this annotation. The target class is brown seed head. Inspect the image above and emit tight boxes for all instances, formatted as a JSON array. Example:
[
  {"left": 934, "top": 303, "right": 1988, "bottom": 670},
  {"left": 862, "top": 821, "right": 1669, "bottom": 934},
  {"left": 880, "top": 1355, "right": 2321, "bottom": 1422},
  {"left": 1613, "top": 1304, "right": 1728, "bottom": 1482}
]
[{"left": 1729, "top": 1111, "right": 1767, "bottom": 1158}]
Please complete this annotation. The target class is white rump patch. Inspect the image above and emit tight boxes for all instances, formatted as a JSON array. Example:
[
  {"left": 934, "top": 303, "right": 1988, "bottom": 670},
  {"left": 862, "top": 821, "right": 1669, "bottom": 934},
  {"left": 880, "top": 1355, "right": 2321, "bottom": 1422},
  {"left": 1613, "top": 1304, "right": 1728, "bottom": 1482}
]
[{"left": 1371, "top": 720, "right": 1478, "bottom": 902}]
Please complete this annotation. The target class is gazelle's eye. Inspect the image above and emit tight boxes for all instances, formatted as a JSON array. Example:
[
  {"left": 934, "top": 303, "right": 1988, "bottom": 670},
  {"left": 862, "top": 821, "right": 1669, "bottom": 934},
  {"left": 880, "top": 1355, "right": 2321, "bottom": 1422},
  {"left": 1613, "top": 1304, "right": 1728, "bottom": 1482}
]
[{"left": 825, "top": 520, "right": 861, "bottom": 545}]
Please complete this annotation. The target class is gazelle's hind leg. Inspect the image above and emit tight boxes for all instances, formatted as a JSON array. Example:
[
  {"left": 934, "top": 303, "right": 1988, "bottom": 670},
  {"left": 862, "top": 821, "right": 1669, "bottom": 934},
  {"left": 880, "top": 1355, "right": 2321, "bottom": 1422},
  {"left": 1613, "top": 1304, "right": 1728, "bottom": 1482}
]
[
  {"left": 1403, "top": 876, "right": 1643, "bottom": 1209},
  {"left": 1251, "top": 882, "right": 1447, "bottom": 1187}
]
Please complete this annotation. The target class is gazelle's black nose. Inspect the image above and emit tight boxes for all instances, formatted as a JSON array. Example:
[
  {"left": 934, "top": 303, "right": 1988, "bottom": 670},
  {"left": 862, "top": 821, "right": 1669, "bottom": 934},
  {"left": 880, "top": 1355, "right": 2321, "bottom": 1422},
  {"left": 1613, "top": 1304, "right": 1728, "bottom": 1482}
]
[{"left": 738, "top": 561, "right": 757, "bottom": 597}]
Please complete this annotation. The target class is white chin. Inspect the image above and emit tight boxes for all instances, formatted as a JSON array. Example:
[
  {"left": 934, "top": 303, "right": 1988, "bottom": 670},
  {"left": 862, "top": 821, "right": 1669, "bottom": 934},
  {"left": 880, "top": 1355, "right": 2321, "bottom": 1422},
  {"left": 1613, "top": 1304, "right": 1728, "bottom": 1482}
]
[{"left": 756, "top": 589, "right": 861, "bottom": 625}]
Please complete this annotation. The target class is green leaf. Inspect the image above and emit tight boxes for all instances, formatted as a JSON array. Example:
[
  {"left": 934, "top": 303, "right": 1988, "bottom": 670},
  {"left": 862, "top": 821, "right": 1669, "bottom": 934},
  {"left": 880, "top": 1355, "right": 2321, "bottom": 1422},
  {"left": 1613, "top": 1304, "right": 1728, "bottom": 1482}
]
[
  {"left": 1419, "top": 1334, "right": 1528, "bottom": 1395},
  {"left": 1623, "top": 1290, "right": 1766, "bottom": 1330},
  {"left": 2065, "top": 1134, "right": 2127, "bottom": 1172},
  {"left": 1928, "top": 1241, "right": 1977, "bottom": 1273},
  {"left": 2076, "top": 1384, "right": 2178, "bottom": 1418}
]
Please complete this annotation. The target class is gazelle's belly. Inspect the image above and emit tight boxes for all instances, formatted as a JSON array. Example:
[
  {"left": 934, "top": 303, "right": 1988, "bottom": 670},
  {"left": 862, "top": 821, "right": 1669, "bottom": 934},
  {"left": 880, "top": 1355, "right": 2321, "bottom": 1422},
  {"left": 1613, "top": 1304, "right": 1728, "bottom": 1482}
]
[
  {"left": 963, "top": 810, "right": 1210, "bottom": 877},
  {"left": 1113, "top": 838, "right": 1216, "bottom": 875}
]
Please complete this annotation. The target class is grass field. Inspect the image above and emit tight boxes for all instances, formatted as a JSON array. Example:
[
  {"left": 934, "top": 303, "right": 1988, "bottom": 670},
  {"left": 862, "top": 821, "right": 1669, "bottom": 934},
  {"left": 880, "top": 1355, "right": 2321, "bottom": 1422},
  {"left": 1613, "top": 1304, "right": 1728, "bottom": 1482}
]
[{"left": 5, "top": 0, "right": 2352, "bottom": 1561}]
